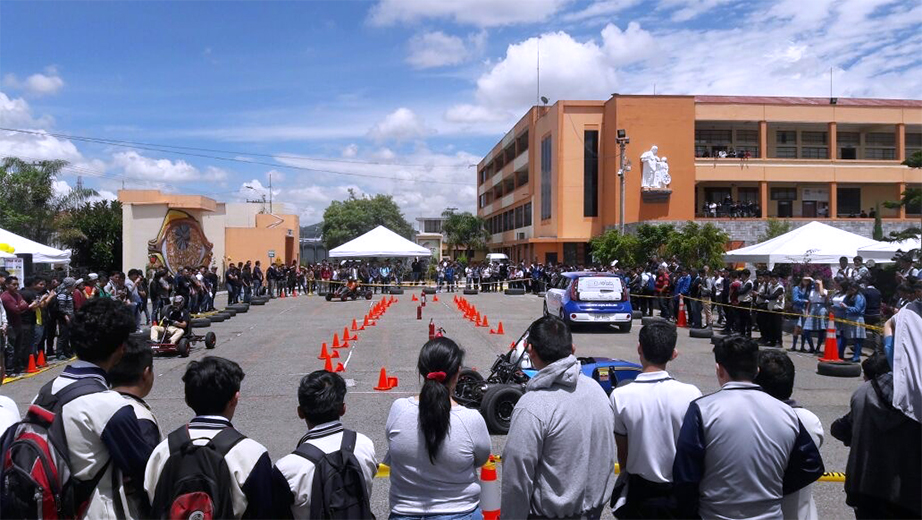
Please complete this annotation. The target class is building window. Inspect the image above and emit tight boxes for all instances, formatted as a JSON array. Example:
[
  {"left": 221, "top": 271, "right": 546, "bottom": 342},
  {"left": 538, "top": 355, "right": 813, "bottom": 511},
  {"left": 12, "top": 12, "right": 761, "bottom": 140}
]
[
  {"left": 515, "top": 205, "right": 524, "bottom": 228},
  {"left": 541, "top": 136, "right": 552, "bottom": 220},
  {"left": 866, "top": 132, "right": 895, "bottom": 146},
  {"left": 775, "top": 147, "right": 797, "bottom": 159},
  {"left": 516, "top": 169, "right": 529, "bottom": 187},
  {"left": 771, "top": 187, "right": 797, "bottom": 200},
  {"left": 801, "top": 147, "right": 829, "bottom": 159},
  {"left": 802, "top": 131, "right": 828, "bottom": 145},
  {"left": 424, "top": 220, "right": 442, "bottom": 233},
  {"left": 695, "top": 129, "right": 732, "bottom": 143},
  {"left": 865, "top": 148, "right": 896, "bottom": 160},
  {"left": 523, "top": 202, "right": 532, "bottom": 226},
  {"left": 504, "top": 177, "right": 515, "bottom": 194},
  {"left": 738, "top": 187, "right": 759, "bottom": 204},
  {"left": 478, "top": 194, "right": 485, "bottom": 209},
  {"left": 583, "top": 130, "right": 599, "bottom": 217},
  {"left": 837, "top": 187, "right": 862, "bottom": 216},
  {"left": 837, "top": 132, "right": 860, "bottom": 145},
  {"left": 906, "top": 133, "right": 922, "bottom": 147},
  {"left": 563, "top": 243, "right": 578, "bottom": 265},
  {"left": 776, "top": 130, "right": 797, "bottom": 144},
  {"left": 736, "top": 129, "right": 758, "bottom": 143}
]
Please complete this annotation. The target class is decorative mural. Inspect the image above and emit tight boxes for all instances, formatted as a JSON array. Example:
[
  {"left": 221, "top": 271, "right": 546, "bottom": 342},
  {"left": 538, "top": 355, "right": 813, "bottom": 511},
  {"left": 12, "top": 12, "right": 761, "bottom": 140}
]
[{"left": 147, "top": 209, "right": 214, "bottom": 273}]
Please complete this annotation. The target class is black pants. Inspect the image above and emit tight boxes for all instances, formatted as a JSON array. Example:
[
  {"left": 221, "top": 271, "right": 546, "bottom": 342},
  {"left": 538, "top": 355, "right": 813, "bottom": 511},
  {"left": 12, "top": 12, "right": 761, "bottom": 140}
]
[
  {"left": 768, "top": 312, "right": 783, "bottom": 344},
  {"left": 658, "top": 295, "right": 672, "bottom": 320},
  {"left": 57, "top": 319, "right": 73, "bottom": 358},
  {"left": 614, "top": 475, "right": 676, "bottom": 519},
  {"left": 4, "top": 326, "right": 20, "bottom": 371}
]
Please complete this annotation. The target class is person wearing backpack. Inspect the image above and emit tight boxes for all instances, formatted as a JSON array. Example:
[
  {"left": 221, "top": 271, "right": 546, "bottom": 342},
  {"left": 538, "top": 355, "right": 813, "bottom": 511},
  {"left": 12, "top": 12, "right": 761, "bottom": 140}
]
[
  {"left": 109, "top": 338, "right": 161, "bottom": 519},
  {"left": 1, "top": 298, "right": 156, "bottom": 519},
  {"left": 144, "top": 356, "right": 285, "bottom": 519},
  {"left": 385, "top": 337, "right": 492, "bottom": 519},
  {"left": 274, "top": 370, "right": 377, "bottom": 519}
]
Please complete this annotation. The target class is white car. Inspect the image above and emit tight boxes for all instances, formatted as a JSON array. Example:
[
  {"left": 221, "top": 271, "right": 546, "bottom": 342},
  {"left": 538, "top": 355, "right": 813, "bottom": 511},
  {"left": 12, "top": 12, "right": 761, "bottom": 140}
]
[{"left": 544, "top": 272, "right": 633, "bottom": 332}]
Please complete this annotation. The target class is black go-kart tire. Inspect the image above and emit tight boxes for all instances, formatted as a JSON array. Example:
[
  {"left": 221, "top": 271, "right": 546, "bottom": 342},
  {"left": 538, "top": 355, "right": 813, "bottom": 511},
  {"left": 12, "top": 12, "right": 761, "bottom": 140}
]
[
  {"left": 250, "top": 299, "right": 266, "bottom": 306},
  {"left": 365, "top": 291, "right": 374, "bottom": 300},
  {"left": 480, "top": 385, "right": 525, "bottom": 435},
  {"left": 222, "top": 308, "right": 237, "bottom": 317},
  {"left": 204, "top": 332, "right": 217, "bottom": 349},
  {"left": 453, "top": 368, "right": 485, "bottom": 404},
  {"left": 711, "top": 333, "right": 729, "bottom": 345},
  {"left": 422, "top": 287, "right": 436, "bottom": 295},
  {"left": 618, "top": 322, "right": 633, "bottom": 333},
  {"left": 632, "top": 310, "right": 643, "bottom": 320},
  {"left": 229, "top": 303, "right": 249, "bottom": 313},
  {"left": 690, "top": 327, "right": 714, "bottom": 339},
  {"left": 817, "top": 360, "right": 862, "bottom": 378},
  {"left": 217, "top": 311, "right": 233, "bottom": 319},
  {"left": 176, "top": 338, "right": 190, "bottom": 358},
  {"left": 390, "top": 287, "right": 404, "bottom": 295},
  {"left": 250, "top": 296, "right": 267, "bottom": 304},
  {"left": 341, "top": 293, "right": 349, "bottom": 302},
  {"left": 325, "top": 293, "right": 333, "bottom": 302},
  {"left": 207, "top": 314, "right": 225, "bottom": 323},
  {"left": 463, "top": 289, "right": 478, "bottom": 295},
  {"left": 190, "top": 318, "right": 211, "bottom": 328},
  {"left": 641, "top": 316, "right": 666, "bottom": 327},
  {"left": 504, "top": 288, "right": 526, "bottom": 296}
]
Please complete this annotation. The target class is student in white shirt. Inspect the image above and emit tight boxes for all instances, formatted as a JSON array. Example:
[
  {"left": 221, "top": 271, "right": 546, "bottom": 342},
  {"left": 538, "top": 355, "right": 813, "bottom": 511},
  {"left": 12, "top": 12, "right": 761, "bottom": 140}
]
[{"left": 610, "top": 320, "right": 701, "bottom": 518}]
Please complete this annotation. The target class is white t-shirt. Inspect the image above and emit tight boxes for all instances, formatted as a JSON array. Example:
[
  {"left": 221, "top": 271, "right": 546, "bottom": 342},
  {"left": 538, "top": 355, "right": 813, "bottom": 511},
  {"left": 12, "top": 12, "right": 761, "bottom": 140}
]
[
  {"left": 781, "top": 407, "right": 824, "bottom": 520},
  {"left": 610, "top": 371, "right": 702, "bottom": 483},
  {"left": 0, "top": 395, "right": 20, "bottom": 437}
]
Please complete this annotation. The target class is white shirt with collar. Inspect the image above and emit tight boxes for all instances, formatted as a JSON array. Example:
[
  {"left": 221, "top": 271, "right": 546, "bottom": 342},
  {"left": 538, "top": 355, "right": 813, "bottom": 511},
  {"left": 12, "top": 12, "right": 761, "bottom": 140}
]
[
  {"left": 0, "top": 395, "right": 19, "bottom": 437},
  {"left": 610, "top": 370, "right": 702, "bottom": 483}
]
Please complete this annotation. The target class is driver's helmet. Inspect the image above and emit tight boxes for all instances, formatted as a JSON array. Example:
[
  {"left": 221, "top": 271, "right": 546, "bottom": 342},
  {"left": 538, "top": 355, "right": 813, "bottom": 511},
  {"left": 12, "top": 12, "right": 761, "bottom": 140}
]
[{"left": 171, "top": 295, "right": 184, "bottom": 307}]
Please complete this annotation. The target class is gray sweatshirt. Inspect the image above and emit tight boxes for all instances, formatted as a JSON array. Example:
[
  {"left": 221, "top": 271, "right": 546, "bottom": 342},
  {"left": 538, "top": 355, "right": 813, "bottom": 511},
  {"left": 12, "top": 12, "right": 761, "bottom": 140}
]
[{"left": 501, "top": 355, "right": 616, "bottom": 519}]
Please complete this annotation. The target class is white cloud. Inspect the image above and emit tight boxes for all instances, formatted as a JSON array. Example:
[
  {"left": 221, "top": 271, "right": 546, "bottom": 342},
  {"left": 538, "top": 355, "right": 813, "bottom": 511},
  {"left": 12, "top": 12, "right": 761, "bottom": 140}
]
[
  {"left": 342, "top": 144, "right": 359, "bottom": 158},
  {"left": 406, "top": 31, "right": 471, "bottom": 69},
  {"left": 562, "top": 0, "right": 641, "bottom": 22},
  {"left": 53, "top": 178, "right": 117, "bottom": 202},
  {"left": 0, "top": 91, "right": 54, "bottom": 128},
  {"left": 658, "top": 0, "right": 738, "bottom": 21},
  {"left": 444, "top": 104, "right": 513, "bottom": 124},
  {"left": 369, "top": 0, "right": 572, "bottom": 27},
  {"left": 367, "top": 108, "right": 432, "bottom": 143},
  {"left": 3, "top": 66, "right": 65, "bottom": 97},
  {"left": 265, "top": 168, "right": 285, "bottom": 183},
  {"left": 111, "top": 151, "right": 229, "bottom": 182}
]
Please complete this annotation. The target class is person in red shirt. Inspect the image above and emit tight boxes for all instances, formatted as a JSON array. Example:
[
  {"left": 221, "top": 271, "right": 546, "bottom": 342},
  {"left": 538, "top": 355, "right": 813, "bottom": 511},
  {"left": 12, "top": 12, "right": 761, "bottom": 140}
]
[
  {"left": 1, "top": 276, "right": 30, "bottom": 375},
  {"left": 727, "top": 271, "right": 742, "bottom": 334},
  {"left": 73, "top": 279, "right": 88, "bottom": 310}
]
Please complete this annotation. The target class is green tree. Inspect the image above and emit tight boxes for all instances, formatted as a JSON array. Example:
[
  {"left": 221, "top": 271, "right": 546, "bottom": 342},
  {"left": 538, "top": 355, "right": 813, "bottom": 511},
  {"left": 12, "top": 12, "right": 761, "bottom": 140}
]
[
  {"left": 665, "top": 222, "right": 730, "bottom": 270},
  {"left": 872, "top": 204, "right": 884, "bottom": 240},
  {"left": 57, "top": 200, "right": 123, "bottom": 271},
  {"left": 634, "top": 223, "right": 676, "bottom": 261},
  {"left": 590, "top": 229, "right": 639, "bottom": 266},
  {"left": 758, "top": 218, "right": 792, "bottom": 243},
  {"left": 441, "top": 209, "right": 490, "bottom": 259},
  {"left": 321, "top": 190, "right": 414, "bottom": 249},
  {"left": 883, "top": 153, "right": 921, "bottom": 240},
  {"left": 904, "top": 150, "right": 922, "bottom": 168}
]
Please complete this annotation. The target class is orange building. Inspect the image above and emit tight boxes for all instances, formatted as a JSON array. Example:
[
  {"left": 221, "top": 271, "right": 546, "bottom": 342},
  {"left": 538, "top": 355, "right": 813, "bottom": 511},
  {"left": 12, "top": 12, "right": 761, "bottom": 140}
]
[{"left": 477, "top": 95, "right": 922, "bottom": 265}]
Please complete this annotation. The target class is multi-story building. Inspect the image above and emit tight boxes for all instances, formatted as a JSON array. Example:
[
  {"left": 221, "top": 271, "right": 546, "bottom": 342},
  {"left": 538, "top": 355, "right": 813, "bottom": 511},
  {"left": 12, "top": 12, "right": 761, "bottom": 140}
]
[
  {"left": 476, "top": 95, "right": 922, "bottom": 265},
  {"left": 415, "top": 217, "right": 448, "bottom": 260}
]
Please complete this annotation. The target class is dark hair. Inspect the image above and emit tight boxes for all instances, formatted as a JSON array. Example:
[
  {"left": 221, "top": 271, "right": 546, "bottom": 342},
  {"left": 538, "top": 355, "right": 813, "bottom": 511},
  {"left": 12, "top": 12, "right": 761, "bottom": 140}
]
[
  {"left": 417, "top": 337, "right": 464, "bottom": 463},
  {"left": 862, "top": 351, "right": 891, "bottom": 380},
  {"left": 754, "top": 350, "right": 795, "bottom": 400},
  {"left": 71, "top": 298, "right": 135, "bottom": 363},
  {"left": 5, "top": 276, "right": 18, "bottom": 287},
  {"left": 639, "top": 320, "right": 677, "bottom": 365},
  {"left": 713, "top": 335, "right": 759, "bottom": 381},
  {"left": 183, "top": 356, "right": 245, "bottom": 415},
  {"left": 298, "top": 370, "right": 346, "bottom": 425},
  {"left": 127, "top": 268, "right": 142, "bottom": 278},
  {"left": 108, "top": 338, "right": 154, "bottom": 387},
  {"left": 527, "top": 315, "right": 572, "bottom": 364}
]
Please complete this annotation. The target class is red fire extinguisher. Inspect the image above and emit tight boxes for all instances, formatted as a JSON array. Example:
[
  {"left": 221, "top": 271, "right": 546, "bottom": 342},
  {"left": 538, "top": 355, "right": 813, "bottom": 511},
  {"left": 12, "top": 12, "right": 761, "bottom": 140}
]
[
  {"left": 429, "top": 319, "right": 436, "bottom": 340},
  {"left": 417, "top": 305, "right": 422, "bottom": 320}
]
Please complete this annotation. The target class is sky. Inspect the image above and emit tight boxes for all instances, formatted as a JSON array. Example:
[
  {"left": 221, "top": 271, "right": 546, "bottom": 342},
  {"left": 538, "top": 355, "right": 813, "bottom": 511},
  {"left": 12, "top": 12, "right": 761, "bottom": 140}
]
[{"left": 1, "top": 0, "right": 920, "bottom": 226}]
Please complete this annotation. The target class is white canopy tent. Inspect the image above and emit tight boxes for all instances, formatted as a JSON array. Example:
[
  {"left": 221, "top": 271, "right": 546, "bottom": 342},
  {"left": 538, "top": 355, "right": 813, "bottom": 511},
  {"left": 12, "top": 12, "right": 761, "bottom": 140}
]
[
  {"left": 724, "top": 221, "right": 887, "bottom": 268},
  {"left": 0, "top": 227, "right": 72, "bottom": 264},
  {"left": 329, "top": 225, "right": 431, "bottom": 258},
  {"left": 857, "top": 237, "right": 921, "bottom": 262}
]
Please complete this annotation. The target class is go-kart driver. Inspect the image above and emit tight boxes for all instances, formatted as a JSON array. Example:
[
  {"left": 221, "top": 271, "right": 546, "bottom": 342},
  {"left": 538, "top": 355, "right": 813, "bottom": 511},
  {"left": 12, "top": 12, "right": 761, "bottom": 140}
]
[
  {"left": 345, "top": 277, "right": 359, "bottom": 293},
  {"left": 150, "top": 295, "right": 190, "bottom": 344}
]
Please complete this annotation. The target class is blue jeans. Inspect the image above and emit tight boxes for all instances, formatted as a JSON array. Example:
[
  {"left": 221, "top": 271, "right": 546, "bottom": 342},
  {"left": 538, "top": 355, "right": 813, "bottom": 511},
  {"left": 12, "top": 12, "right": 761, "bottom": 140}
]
[{"left": 390, "top": 507, "right": 482, "bottom": 520}]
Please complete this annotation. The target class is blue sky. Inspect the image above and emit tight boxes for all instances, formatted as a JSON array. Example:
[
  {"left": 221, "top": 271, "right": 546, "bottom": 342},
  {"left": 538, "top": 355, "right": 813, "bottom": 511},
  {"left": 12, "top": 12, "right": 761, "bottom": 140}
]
[{"left": 2, "top": 0, "right": 920, "bottom": 224}]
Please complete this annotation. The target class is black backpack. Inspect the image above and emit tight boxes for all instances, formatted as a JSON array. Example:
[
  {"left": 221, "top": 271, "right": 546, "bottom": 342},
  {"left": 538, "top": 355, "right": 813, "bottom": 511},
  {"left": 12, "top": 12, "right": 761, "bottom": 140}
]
[
  {"left": 150, "top": 426, "right": 244, "bottom": 520},
  {"left": 293, "top": 429, "right": 374, "bottom": 520},
  {"left": 0, "top": 377, "right": 109, "bottom": 519}
]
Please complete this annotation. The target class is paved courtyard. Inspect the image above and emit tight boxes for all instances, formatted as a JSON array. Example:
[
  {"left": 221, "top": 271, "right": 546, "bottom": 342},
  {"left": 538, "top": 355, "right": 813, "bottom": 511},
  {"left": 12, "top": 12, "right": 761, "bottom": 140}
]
[{"left": 1, "top": 291, "right": 859, "bottom": 518}]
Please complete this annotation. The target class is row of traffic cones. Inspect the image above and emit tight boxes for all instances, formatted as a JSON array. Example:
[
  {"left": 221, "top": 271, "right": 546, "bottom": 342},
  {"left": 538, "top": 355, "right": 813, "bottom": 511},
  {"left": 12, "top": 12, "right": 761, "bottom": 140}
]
[
  {"left": 452, "top": 295, "right": 504, "bottom": 334},
  {"left": 23, "top": 351, "right": 48, "bottom": 374}
]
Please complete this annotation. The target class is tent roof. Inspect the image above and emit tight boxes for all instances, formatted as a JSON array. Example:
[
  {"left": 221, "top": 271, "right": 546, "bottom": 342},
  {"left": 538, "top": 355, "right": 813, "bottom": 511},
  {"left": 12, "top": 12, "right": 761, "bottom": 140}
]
[
  {"left": 857, "top": 237, "right": 921, "bottom": 261},
  {"left": 724, "top": 221, "right": 886, "bottom": 267},
  {"left": 0, "top": 228, "right": 71, "bottom": 264},
  {"left": 328, "top": 226, "right": 431, "bottom": 258}
]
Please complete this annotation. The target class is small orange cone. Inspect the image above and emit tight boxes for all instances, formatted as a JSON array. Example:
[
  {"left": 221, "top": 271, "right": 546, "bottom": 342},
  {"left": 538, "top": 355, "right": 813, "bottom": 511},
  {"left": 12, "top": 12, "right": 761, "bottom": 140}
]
[
  {"left": 36, "top": 350, "right": 47, "bottom": 367},
  {"left": 388, "top": 375, "right": 399, "bottom": 388},
  {"left": 343, "top": 327, "right": 353, "bottom": 341},
  {"left": 334, "top": 362, "right": 345, "bottom": 373},
  {"left": 481, "top": 456, "right": 501, "bottom": 520},
  {"left": 433, "top": 294, "right": 439, "bottom": 302},
  {"left": 475, "top": 314, "right": 482, "bottom": 327},
  {"left": 363, "top": 315, "right": 370, "bottom": 327},
  {"left": 412, "top": 294, "right": 419, "bottom": 301},
  {"left": 332, "top": 334, "right": 340, "bottom": 349},
  {"left": 481, "top": 315, "right": 490, "bottom": 328},
  {"left": 496, "top": 321, "right": 504, "bottom": 335},
  {"left": 26, "top": 354, "right": 38, "bottom": 374},
  {"left": 351, "top": 318, "right": 358, "bottom": 331},
  {"left": 374, "top": 368, "right": 395, "bottom": 391},
  {"left": 820, "top": 312, "right": 841, "bottom": 362},
  {"left": 676, "top": 295, "right": 688, "bottom": 328},
  {"left": 324, "top": 356, "right": 334, "bottom": 372},
  {"left": 318, "top": 342, "right": 332, "bottom": 359}
]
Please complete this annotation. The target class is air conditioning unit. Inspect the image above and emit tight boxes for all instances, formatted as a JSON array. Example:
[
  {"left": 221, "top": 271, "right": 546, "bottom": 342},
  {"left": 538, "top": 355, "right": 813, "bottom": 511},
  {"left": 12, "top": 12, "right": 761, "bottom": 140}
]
[
  {"left": 517, "top": 232, "right": 525, "bottom": 240},
  {"left": 287, "top": 229, "right": 293, "bottom": 236}
]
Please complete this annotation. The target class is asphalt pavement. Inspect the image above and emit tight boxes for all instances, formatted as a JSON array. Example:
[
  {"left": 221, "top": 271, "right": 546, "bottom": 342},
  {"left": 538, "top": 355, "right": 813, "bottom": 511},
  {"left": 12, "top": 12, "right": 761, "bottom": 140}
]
[{"left": 0, "top": 291, "right": 858, "bottom": 518}]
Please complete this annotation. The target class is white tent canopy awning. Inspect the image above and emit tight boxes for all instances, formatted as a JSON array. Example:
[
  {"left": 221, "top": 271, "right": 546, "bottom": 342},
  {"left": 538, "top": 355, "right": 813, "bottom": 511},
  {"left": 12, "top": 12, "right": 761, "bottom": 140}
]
[
  {"left": 0, "top": 228, "right": 72, "bottom": 264},
  {"left": 724, "top": 221, "right": 887, "bottom": 268},
  {"left": 328, "top": 226, "right": 431, "bottom": 258},
  {"left": 857, "top": 237, "right": 921, "bottom": 262}
]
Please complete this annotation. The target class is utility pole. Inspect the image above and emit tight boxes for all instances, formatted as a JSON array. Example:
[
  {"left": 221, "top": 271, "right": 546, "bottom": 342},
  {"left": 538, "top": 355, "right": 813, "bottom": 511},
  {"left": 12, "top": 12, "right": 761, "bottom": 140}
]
[{"left": 616, "top": 129, "right": 630, "bottom": 234}]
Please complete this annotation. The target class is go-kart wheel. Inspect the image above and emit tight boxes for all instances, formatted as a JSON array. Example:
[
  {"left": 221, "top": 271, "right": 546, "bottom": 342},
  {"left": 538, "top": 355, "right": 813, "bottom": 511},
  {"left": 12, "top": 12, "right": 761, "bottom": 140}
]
[
  {"left": 480, "top": 385, "right": 524, "bottom": 435},
  {"left": 365, "top": 291, "right": 373, "bottom": 300},
  {"left": 221, "top": 309, "right": 237, "bottom": 317},
  {"left": 229, "top": 303, "right": 249, "bottom": 313},
  {"left": 250, "top": 298, "right": 266, "bottom": 306},
  {"left": 351, "top": 294, "right": 357, "bottom": 301},
  {"left": 190, "top": 318, "right": 211, "bottom": 328},
  {"left": 325, "top": 293, "right": 333, "bottom": 302},
  {"left": 453, "top": 368, "right": 485, "bottom": 405},
  {"left": 204, "top": 332, "right": 216, "bottom": 349},
  {"left": 340, "top": 293, "right": 349, "bottom": 302},
  {"left": 176, "top": 338, "right": 190, "bottom": 358}
]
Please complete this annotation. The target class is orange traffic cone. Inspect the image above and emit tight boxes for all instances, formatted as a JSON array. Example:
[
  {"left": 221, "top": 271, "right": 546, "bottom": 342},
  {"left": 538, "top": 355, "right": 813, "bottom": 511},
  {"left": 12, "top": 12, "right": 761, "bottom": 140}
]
[
  {"left": 324, "top": 356, "right": 334, "bottom": 372},
  {"left": 374, "top": 368, "right": 395, "bottom": 391},
  {"left": 293, "top": 289, "right": 298, "bottom": 297},
  {"left": 332, "top": 334, "right": 340, "bottom": 349},
  {"left": 36, "top": 350, "right": 47, "bottom": 367},
  {"left": 334, "top": 362, "right": 345, "bottom": 373},
  {"left": 475, "top": 314, "right": 482, "bottom": 327},
  {"left": 820, "top": 313, "right": 841, "bottom": 362},
  {"left": 676, "top": 296, "right": 688, "bottom": 328},
  {"left": 433, "top": 294, "right": 439, "bottom": 302},
  {"left": 363, "top": 315, "right": 370, "bottom": 327},
  {"left": 26, "top": 354, "right": 38, "bottom": 374},
  {"left": 351, "top": 318, "right": 359, "bottom": 331},
  {"left": 496, "top": 321, "right": 504, "bottom": 335},
  {"left": 481, "top": 315, "right": 490, "bottom": 328},
  {"left": 318, "top": 342, "right": 333, "bottom": 359},
  {"left": 281, "top": 291, "right": 287, "bottom": 298},
  {"left": 343, "top": 327, "right": 353, "bottom": 341},
  {"left": 412, "top": 294, "right": 419, "bottom": 301},
  {"left": 481, "top": 457, "right": 501, "bottom": 520}
]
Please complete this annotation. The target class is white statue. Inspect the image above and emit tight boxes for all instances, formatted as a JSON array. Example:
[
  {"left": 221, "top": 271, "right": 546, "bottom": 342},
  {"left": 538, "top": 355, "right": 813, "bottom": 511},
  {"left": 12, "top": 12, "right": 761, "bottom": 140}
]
[{"left": 640, "top": 145, "right": 671, "bottom": 189}]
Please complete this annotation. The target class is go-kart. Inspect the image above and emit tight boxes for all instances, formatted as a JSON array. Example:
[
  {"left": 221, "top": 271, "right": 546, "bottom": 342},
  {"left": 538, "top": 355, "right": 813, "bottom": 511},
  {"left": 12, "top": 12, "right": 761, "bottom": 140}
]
[
  {"left": 325, "top": 283, "right": 373, "bottom": 302},
  {"left": 149, "top": 326, "right": 216, "bottom": 358},
  {"left": 453, "top": 329, "right": 642, "bottom": 434}
]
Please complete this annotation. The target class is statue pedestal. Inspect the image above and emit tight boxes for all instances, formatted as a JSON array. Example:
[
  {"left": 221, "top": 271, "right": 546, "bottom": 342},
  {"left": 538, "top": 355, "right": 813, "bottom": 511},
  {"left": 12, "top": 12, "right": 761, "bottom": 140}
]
[{"left": 641, "top": 189, "right": 672, "bottom": 203}]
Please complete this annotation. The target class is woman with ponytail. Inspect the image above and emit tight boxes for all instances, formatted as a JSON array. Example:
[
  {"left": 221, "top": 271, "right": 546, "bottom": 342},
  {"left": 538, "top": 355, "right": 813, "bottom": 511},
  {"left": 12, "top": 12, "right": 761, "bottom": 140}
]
[{"left": 385, "top": 337, "right": 492, "bottom": 520}]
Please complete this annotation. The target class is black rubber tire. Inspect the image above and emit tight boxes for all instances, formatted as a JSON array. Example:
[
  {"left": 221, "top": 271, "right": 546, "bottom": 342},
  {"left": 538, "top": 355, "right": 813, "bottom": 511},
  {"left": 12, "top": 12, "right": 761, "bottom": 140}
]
[
  {"left": 325, "top": 293, "right": 333, "bottom": 302},
  {"left": 222, "top": 308, "right": 237, "bottom": 317},
  {"left": 217, "top": 311, "right": 233, "bottom": 319},
  {"left": 422, "top": 287, "right": 436, "bottom": 295},
  {"left": 711, "top": 333, "right": 728, "bottom": 345},
  {"left": 207, "top": 314, "right": 225, "bottom": 323},
  {"left": 618, "top": 322, "right": 633, "bottom": 333},
  {"left": 250, "top": 299, "right": 266, "bottom": 306},
  {"left": 176, "top": 338, "right": 190, "bottom": 358},
  {"left": 204, "top": 332, "right": 216, "bottom": 349},
  {"left": 504, "top": 288, "right": 526, "bottom": 296},
  {"left": 632, "top": 310, "right": 643, "bottom": 320},
  {"left": 690, "top": 327, "right": 714, "bottom": 339},
  {"left": 463, "top": 289, "right": 478, "bottom": 295},
  {"left": 389, "top": 288, "right": 404, "bottom": 295},
  {"left": 641, "top": 316, "right": 666, "bottom": 327},
  {"left": 229, "top": 304, "right": 249, "bottom": 313},
  {"left": 480, "top": 385, "right": 524, "bottom": 435},
  {"left": 817, "top": 360, "right": 862, "bottom": 377},
  {"left": 190, "top": 318, "right": 211, "bottom": 328},
  {"left": 129, "top": 331, "right": 149, "bottom": 343}
]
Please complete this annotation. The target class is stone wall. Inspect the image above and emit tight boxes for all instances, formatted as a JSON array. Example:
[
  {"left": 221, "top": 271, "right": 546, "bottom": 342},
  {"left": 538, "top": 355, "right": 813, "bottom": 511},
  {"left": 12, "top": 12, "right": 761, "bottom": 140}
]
[{"left": 620, "top": 219, "right": 910, "bottom": 245}]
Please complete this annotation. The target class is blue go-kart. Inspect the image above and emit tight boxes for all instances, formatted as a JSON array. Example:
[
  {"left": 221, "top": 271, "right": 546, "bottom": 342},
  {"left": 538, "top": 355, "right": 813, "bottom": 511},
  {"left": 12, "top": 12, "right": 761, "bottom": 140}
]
[{"left": 453, "top": 329, "right": 642, "bottom": 434}]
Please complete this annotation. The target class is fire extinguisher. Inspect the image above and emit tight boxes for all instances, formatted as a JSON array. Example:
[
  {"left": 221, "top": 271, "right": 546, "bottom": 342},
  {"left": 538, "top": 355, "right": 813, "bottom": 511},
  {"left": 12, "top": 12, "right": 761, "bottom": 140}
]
[
  {"left": 417, "top": 305, "right": 422, "bottom": 320},
  {"left": 435, "top": 327, "right": 444, "bottom": 338},
  {"left": 429, "top": 319, "right": 436, "bottom": 340},
  {"left": 421, "top": 292, "right": 427, "bottom": 307}
]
